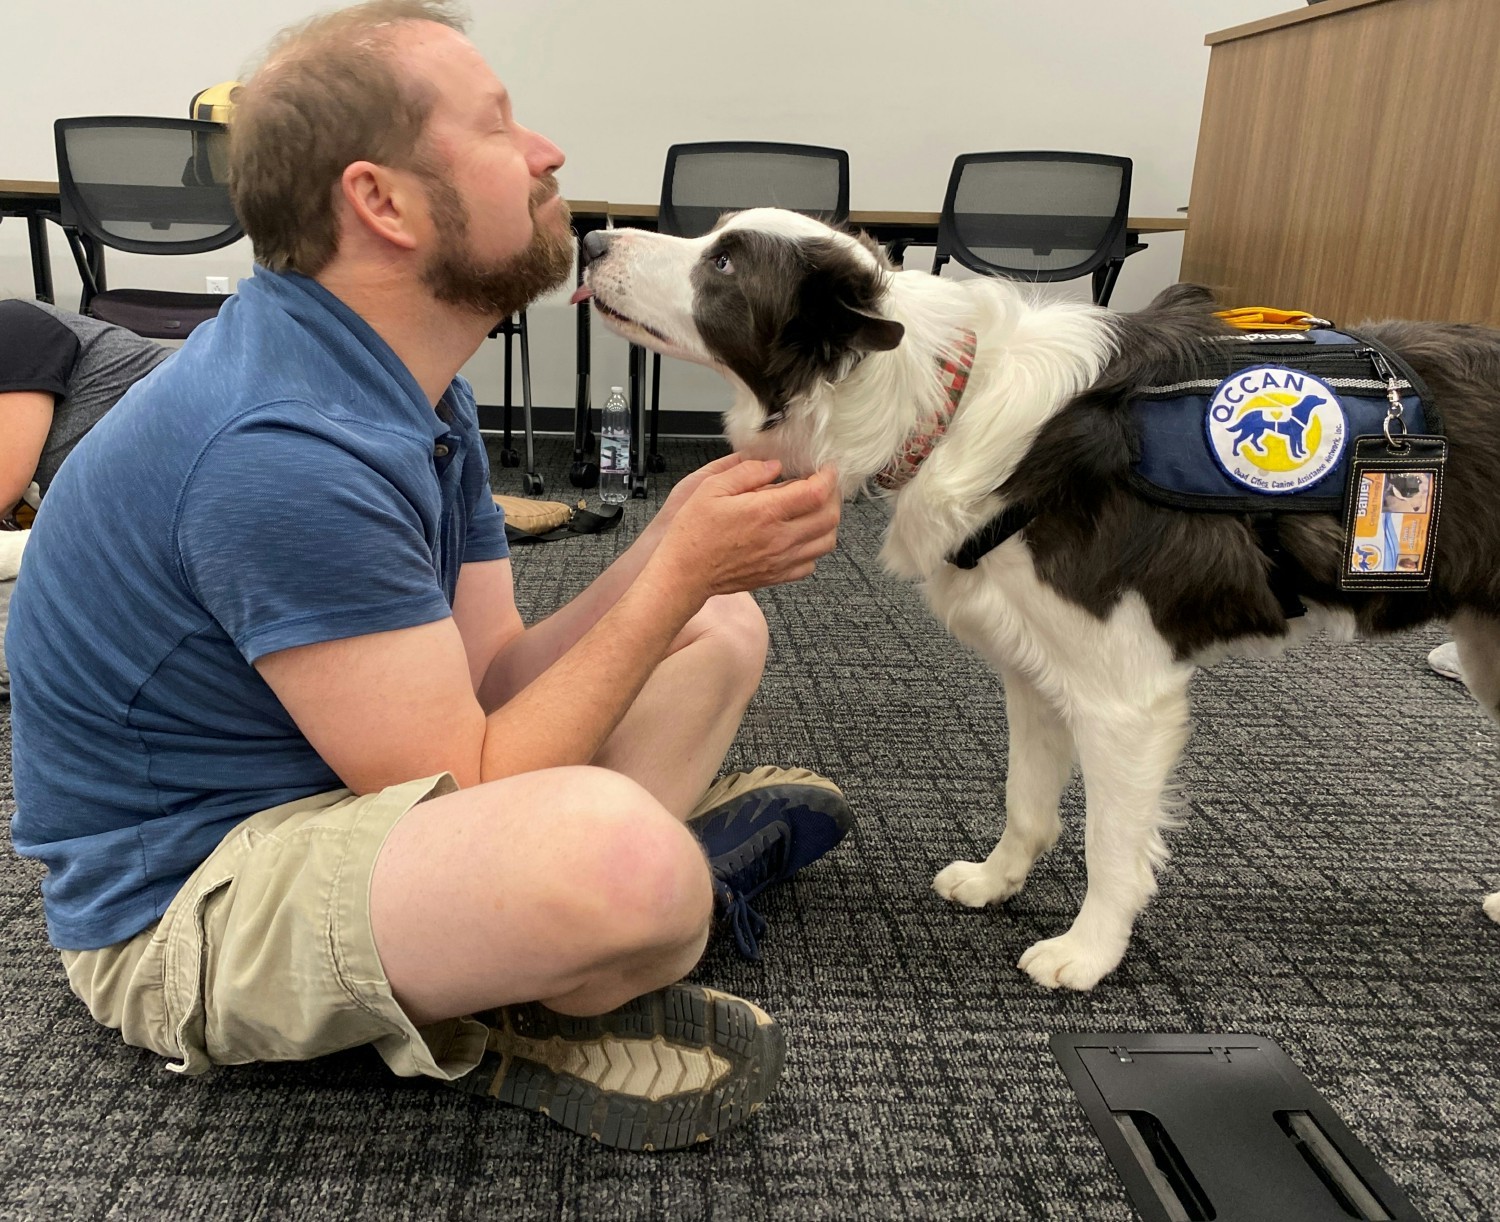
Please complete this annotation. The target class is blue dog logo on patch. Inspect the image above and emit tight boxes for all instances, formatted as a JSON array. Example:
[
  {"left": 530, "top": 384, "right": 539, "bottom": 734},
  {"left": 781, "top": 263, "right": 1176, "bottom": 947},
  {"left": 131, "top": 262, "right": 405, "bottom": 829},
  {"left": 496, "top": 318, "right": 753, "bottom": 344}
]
[
  {"left": 1224, "top": 392, "right": 1327, "bottom": 460},
  {"left": 1206, "top": 366, "right": 1347, "bottom": 494}
]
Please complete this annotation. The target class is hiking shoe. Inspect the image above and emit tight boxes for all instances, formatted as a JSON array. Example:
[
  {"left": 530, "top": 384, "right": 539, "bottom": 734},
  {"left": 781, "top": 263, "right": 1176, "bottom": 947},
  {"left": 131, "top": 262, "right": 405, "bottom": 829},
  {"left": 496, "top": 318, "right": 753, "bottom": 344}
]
[
  {"left": 687, "top": 766, "right": 853, "bottom": 961},
  {"left": 1428, "top": 641, "right": 1465, "bottom": 683},
  {"left": 451, "top": 984, "right": 784, "bottom": 1151}
]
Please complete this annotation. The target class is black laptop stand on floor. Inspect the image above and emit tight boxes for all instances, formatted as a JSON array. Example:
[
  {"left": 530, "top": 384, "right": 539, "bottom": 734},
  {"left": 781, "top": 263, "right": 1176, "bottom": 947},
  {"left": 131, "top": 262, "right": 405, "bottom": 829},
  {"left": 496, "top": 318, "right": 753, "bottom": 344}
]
[{"left": 1052, "top": 1033, "right": 1420, "bottom": 1221}]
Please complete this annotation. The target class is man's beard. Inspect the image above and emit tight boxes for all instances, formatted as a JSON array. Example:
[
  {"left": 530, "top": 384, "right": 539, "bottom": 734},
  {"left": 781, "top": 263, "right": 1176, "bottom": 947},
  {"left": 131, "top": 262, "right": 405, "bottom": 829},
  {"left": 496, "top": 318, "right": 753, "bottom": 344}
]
[{"left": 420, "top": 173, "right": 575, "bottom": 320}]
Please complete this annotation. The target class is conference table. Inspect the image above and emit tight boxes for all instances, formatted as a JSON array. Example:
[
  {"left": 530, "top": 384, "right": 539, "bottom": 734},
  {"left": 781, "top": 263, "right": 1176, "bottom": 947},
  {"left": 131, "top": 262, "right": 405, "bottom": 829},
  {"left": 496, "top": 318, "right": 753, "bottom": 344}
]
[
  {"left": 0, "top": 178, "right": 76, "bottom": 304},
  {"left": 0, "top": 178, "right": 1186, "bottom": 492}
]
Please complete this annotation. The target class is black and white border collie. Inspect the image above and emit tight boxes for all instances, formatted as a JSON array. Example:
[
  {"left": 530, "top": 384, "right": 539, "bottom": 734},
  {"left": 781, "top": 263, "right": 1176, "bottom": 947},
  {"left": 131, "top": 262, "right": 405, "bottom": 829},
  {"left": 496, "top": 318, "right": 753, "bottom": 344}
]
[{"left": 578, "top": 208, "right": 1500, "bottom": 991}]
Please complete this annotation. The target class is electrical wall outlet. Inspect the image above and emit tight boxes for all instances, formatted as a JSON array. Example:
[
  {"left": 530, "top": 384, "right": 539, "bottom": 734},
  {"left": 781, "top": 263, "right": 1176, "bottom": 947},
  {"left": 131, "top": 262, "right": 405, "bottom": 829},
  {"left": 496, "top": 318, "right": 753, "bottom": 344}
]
[{"left": 205, "top": 276, "right": 230, "bottom": 295}]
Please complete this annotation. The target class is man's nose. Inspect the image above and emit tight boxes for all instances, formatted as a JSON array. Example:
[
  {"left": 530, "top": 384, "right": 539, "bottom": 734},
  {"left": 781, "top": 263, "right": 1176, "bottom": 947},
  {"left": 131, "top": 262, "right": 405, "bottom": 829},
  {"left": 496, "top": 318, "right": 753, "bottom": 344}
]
[
  {"left": 522, "top": 126, "right": 565, "bottom": 177},
  {"left": 580, "top": 229, "right": 614, "bottom": 269}
]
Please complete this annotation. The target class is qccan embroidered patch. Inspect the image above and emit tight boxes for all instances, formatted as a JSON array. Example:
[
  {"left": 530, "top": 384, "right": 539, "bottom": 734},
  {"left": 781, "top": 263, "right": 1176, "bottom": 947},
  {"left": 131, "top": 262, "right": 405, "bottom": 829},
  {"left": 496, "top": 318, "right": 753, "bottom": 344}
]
[{"left": 1204, "top": 364, "right": 1348, "bottom": 495}]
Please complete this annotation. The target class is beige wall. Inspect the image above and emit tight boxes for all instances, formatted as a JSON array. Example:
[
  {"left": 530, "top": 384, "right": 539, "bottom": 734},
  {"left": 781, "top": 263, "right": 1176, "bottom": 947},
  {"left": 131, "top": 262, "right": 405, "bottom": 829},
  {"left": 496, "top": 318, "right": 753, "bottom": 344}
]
[{"left": 0, "top": 0, "right": 1289, "bottom": 417}]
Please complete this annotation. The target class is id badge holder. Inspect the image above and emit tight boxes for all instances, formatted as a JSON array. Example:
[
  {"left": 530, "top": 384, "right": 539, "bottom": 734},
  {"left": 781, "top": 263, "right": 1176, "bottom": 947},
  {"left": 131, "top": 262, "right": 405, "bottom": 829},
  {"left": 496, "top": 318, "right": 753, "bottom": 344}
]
[{"left": 1339, "top": 367, "right": 1446, "bottom": 591}]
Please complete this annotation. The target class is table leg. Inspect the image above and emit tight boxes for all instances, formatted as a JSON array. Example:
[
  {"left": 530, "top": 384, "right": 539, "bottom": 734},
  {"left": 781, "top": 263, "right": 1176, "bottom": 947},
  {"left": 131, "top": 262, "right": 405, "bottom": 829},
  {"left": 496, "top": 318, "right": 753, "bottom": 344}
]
[
  {"left": 568, "top": 244, "right": 599, "bottom": 488},
  {"left": 26, "top": 214, "right": 54, "bottom": 303},
  {"left": 628, "top": 342, "right": 647, "bottom": 499}
]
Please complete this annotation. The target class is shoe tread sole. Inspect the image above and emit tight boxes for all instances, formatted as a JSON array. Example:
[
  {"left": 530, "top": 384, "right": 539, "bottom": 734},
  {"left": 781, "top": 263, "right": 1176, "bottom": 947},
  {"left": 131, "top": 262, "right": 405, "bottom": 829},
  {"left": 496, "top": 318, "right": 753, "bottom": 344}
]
[{"left": 454, "top": 985, "right": 784, "bottom": 1151}]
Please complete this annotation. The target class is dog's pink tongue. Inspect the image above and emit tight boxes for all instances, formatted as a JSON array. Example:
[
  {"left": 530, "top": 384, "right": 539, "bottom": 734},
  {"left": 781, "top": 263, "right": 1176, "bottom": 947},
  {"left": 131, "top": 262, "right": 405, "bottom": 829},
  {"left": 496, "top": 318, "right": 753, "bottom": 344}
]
[{"left": 569, "top": 286, "right": 593, "bottom": 306}]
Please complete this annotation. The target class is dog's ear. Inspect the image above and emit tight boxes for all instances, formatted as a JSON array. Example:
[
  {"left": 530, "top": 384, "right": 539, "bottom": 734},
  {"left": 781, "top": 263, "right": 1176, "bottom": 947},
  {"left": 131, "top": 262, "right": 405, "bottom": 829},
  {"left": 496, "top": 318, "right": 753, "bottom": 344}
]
[
  {"left": 779, "top": 239, "right": 904, "bottom": 366},
  {"left": 842, "top": 305, "right": 905, "bottom": 353},
  {"left": 754, "top": 237, "right": 904, "bottom": 426}
]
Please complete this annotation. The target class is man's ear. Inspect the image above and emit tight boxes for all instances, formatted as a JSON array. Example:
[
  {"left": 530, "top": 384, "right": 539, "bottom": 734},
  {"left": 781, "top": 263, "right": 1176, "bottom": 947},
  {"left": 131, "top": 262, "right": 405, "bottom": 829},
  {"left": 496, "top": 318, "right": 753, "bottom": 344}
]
[{"left": 338, "top": 161, "right": 421, "bottom": 252}]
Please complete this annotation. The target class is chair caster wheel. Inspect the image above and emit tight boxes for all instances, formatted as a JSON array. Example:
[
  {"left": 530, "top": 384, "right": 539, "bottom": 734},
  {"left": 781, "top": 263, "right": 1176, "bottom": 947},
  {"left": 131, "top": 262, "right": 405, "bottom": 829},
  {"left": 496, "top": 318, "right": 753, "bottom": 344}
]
[
  {"left": 499, "top": 448, "right": 520, "bottom": 468},
  {"left": 569, "top": 461, "right": 599, "bottom": 487},
  {"left": 647, "top": 453, "right": 667, "bottom": 474},
  {"left": 630, "top": 475, "right": 649, "bottom": 499},
  {"left": 523, "top": 471, "right": 545, "bottom": 496}
]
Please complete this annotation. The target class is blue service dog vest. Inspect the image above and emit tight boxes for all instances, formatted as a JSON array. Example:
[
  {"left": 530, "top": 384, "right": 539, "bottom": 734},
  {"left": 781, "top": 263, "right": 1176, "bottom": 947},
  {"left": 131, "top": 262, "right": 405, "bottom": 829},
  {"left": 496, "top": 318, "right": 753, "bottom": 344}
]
[
  {"left": 947, "top": 328, "right": 1441, "bottom": 573},
  {"left": 1128, "top": 330, "right": 1438, "bottom": 514}
]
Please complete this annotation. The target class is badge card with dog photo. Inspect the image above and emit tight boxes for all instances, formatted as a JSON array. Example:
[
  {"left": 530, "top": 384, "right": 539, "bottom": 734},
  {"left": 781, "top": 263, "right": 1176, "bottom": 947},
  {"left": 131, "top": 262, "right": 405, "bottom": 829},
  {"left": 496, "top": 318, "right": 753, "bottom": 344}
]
[{"left": 1340, "top": 435, "right": 1446, "bottom": 591}]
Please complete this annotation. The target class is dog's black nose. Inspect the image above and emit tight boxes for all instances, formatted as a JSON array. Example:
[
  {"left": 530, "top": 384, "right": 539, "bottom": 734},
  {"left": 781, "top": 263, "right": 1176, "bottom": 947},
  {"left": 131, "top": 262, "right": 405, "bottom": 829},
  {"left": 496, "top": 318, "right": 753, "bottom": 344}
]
[{"left": 580, "top": 229, "right": 614, "bottom": 269}]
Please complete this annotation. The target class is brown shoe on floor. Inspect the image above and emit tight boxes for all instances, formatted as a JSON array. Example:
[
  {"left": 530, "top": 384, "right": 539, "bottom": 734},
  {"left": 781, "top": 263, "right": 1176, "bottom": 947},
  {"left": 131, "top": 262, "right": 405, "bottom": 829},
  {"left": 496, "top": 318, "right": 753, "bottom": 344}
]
[{"left": 450, "top": 984, "right": 784, "bottom": 1151}]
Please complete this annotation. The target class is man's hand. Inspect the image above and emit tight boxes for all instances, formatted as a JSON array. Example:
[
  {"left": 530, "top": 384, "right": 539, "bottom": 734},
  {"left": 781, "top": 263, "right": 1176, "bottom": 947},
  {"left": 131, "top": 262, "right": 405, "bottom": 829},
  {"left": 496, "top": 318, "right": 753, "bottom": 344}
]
[
  {"left": 651, "top": 460, "right": 841, "bottom": 599},
  {"left": 472, "top": 454, "right": 823, "bottom": 711},
  {"left": 652, "top": 451, "right": 749, "bottom": 532}
]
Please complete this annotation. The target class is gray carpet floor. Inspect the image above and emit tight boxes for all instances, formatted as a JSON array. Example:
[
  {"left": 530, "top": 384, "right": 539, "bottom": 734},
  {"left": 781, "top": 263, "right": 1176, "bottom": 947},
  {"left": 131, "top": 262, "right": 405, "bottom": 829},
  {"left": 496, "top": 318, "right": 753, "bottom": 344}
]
[{"left": 3, "top": 434, "right": 1498, "bottom": 1220}]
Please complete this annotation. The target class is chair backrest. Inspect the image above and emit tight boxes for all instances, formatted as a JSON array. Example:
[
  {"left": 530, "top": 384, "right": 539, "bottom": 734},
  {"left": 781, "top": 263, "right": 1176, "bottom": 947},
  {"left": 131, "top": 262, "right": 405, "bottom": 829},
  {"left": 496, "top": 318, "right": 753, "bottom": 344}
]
[
  {"left": 54, "top": 116, "right": 244, "bottom": 256},
  {"left": 658, "top": 141, "right": 850, "bottom": 238},
  {"left": 935, "top": 152, "right": 1133, "bottom": 283}
]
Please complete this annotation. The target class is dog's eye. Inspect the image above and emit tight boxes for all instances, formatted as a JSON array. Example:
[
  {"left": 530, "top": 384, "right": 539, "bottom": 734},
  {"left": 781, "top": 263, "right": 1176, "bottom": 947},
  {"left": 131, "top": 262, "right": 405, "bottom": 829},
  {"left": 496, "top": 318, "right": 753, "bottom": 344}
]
[{"left": 712, "top": 252, "right": 734, "bottom": 274}]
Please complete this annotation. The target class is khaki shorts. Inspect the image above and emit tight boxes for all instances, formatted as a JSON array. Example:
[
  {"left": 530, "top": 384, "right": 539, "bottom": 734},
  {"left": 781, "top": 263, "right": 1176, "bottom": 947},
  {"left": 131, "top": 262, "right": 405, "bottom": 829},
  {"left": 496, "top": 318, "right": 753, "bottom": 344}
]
[{"left": 60, "top": 773, "right": 490, "bottom": 1081}]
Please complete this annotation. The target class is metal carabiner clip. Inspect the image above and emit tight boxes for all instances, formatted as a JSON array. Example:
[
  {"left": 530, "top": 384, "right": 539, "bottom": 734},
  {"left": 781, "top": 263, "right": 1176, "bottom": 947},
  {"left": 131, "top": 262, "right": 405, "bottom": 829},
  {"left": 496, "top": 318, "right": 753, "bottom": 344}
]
[{"left": 1382, "top": 410, "right": 1410, "bottom": 449}]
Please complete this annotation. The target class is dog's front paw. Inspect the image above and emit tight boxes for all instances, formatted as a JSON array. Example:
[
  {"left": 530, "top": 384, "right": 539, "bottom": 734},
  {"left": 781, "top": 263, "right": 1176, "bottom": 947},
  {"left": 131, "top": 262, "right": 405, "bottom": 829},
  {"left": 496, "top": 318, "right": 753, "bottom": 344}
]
[
  {"left": 1017, "top": 932, "right": 1125, "bottom": 991},
  {"left": 933, "top": 860, "right": 1021, "bottom": 908},
  {"left": 1485, "top": 890, "right": 1500, "bottom": 923}
]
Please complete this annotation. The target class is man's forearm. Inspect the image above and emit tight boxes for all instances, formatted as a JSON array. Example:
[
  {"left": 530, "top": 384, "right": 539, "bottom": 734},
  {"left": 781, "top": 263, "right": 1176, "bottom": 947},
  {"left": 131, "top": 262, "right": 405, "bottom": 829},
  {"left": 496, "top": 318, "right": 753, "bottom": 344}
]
[
  {"left": 477, "top": 517, "right": 669, "bottom": 708},
  {"left": 475, "top": 553, "right": 702, "bottom": 782}
]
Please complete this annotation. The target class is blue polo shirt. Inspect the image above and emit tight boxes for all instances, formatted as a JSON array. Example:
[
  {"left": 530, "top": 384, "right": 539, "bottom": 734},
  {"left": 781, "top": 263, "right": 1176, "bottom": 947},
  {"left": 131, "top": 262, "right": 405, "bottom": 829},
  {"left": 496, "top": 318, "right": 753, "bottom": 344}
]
[{"left": 7, "top": 267, "right": 509, "bottom": 950}]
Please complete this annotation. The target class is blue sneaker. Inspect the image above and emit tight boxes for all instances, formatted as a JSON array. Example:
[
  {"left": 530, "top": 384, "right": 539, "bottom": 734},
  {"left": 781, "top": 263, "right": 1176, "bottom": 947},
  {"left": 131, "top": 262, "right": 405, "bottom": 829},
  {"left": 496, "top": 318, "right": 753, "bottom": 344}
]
[{"left": 686, "top": 766, "right": 853, "bottom": 960}]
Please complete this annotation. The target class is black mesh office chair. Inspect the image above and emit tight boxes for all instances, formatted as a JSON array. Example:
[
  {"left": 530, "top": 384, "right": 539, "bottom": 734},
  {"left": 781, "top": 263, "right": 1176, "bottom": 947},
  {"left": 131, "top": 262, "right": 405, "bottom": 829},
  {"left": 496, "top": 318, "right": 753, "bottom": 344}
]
[
  {"left": 637, "top": 142, "right": 850, "bottom": 473},
  {"left": 54, "top": 116, "right": 245, "bottom": 339},
  {"left": 932, "top": 152, "right": 1144, "bottom": 307}
]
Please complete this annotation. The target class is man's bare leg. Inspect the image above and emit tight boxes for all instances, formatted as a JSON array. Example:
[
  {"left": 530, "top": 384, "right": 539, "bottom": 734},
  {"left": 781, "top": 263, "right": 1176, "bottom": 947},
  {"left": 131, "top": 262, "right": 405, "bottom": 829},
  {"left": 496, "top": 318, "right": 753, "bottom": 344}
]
[
  {"left": 370, "top": 765, "right": 713, "bottom": 1024},
  {"left": 592, "top": 592, "right": 769, "bottom": 819},
  {"left": 368, "top": 762, "right": 785, "bottom": 1151}
]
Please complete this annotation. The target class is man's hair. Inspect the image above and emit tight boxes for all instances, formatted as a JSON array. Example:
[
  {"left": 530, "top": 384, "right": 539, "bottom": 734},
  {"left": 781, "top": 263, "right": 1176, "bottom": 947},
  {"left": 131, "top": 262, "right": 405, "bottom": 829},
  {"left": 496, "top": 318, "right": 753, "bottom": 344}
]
[{"left": 230, "top": 0, "right": 468, "bottom": 275}]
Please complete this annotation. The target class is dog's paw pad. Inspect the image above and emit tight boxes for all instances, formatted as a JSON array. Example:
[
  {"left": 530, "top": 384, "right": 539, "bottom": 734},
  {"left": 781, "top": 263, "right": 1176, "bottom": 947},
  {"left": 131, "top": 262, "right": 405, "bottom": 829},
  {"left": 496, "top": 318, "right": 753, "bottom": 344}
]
[
  {"left": 933, "top": 860, "right": 1017, "bottom": 908},
  {"left": 1484, "top": 890, "right": 1500, "bottom": 923},
  {"left": 1016, "top": 933, "right": 1122, "bottom": 991}
]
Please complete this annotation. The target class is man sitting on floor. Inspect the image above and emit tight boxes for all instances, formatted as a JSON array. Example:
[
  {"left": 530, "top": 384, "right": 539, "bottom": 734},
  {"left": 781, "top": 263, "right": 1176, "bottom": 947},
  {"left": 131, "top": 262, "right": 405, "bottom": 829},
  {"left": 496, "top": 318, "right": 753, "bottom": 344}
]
[{"left": 6, "top": 0, "right": 849, "bottom": 1151}]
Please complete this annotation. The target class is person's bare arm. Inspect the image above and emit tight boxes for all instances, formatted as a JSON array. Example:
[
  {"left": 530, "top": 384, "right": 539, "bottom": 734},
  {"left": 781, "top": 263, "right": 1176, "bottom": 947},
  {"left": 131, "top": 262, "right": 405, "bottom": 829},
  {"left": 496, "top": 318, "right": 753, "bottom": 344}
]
[
  {"left": 474, "top": 451, "right": 751, "bottom": 708},
  {"left": 254, "top": 459, "right": 840, "bottom": 792},
  {"left": 0, "top": 391, "right": 53, "bottom": 517},
  {"left": 450, "top": 557, "right": 523, "bottom": 693}
]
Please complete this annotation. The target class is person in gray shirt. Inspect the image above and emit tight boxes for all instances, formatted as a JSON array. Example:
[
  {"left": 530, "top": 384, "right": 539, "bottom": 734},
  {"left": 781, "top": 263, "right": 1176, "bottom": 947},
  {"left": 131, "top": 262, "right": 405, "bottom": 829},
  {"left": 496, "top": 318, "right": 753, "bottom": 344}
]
[
  {"left": 0, "top": 299, "right": 172, "bottom": 694},
  {"left": 1, "top": 299, "right": 172, "bottom": 514}
]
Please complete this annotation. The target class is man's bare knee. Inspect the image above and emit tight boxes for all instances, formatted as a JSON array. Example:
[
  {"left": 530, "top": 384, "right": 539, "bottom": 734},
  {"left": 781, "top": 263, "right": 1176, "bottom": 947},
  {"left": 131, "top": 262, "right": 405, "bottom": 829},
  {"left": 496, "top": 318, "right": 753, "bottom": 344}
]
[
  {"left": 527, "top": 792, "right": 714, "bottom": 1013},
  {"left": 370, "top": 766, "right": 712, "bottom": 1022},
  {"left": 575, "top": 788, "right": 715, "bottom": 955},
  {"left": 690, "top": 592, "right": 769, "bottom": 687},
  {"left": 523, "top": 768, "right": 714, "bottom": 960}
]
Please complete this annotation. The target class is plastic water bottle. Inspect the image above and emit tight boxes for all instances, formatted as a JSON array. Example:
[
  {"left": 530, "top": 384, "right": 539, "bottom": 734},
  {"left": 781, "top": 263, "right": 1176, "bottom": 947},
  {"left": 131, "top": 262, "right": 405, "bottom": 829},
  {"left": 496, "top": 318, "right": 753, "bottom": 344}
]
[{"left": 598, "top": 385, "right": 631, "bottom": 504}]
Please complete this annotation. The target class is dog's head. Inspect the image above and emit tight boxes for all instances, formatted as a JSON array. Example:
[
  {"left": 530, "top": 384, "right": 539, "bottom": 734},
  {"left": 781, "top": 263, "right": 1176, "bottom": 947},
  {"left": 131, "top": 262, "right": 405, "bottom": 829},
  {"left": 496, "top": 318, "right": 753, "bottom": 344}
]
[{"left": 578, "top": 209, "right": 904, "bottom": 446}]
